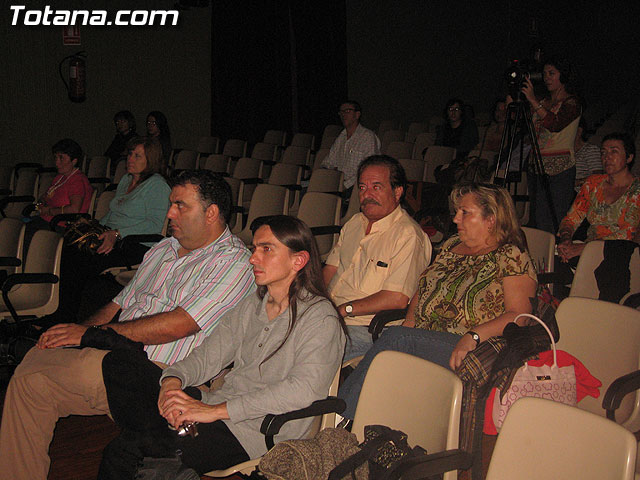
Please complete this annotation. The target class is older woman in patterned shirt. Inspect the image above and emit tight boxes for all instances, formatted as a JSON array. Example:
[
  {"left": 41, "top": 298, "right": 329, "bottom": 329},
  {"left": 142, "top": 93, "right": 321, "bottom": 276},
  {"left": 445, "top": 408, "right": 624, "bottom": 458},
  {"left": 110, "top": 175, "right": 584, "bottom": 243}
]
[{"left": 338, "top": 183, "right": 537, "bottom": 418}]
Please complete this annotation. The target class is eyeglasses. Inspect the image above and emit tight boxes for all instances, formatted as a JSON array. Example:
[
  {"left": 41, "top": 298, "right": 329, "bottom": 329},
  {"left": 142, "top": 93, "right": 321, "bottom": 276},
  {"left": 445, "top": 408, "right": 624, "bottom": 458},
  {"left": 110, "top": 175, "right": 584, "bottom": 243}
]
[
  {"left": 147, "top": 121, "right": 157, "bottom": 126},
  {"left": 448, "top": 107, "right": 462, "bottom": 112},
  {"left": 338, "top": 108, "right": 356, "bottom": 115}
]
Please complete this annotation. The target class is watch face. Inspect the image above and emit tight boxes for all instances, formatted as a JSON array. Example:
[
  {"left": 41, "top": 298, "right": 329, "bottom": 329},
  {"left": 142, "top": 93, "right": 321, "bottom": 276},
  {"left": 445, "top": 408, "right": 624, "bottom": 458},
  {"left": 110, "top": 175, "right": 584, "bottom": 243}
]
[{"left": 345, "top": 304, "right": 353, "bottom": 314}]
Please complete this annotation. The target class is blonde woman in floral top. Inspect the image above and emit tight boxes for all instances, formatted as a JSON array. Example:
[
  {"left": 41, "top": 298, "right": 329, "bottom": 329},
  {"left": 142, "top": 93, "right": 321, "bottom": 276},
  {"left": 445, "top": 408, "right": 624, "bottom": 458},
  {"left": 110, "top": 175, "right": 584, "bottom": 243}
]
[{"left": 339, "top": 183, "right": 537, "bottom": 419}]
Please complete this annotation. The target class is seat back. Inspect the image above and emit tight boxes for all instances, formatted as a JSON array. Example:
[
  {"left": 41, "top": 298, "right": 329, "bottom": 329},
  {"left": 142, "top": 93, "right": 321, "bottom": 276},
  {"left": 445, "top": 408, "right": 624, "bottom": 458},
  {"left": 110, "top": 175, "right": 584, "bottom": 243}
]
[
  {"left": 398, "top": 158, "right": 426, "bottom": 183},
  {"left": 405, "top": 122, "right": 429, "bottom": 143},
  {"left": 197, "top": 136, "right": 221, "bottom": 155},
  {"left": 223, "top": 177, "right": 243, "bottom": 231},
  {"left": 172, "top": 150, "right": 198, "bottom": 171},
  {"left": 377, "top": 120, "right": 396, "bottom": 139},
  {"left": 0, "top": 218, "right": 26, "bottom": 276},
  {"left": 37, "top": 168, "right": 58, "bottom": 198},
  {"left": 313, "top": 148, "right": 330, "bottom": 171},
  {"left": 341, "top": 185, "right": 360, "bottom": 225},
  {"left": 201, "top": 154, "right": 229, "bottom": 174},
  {"left": 521, "top": 226, "right": 555, "bottom": 275},
  {"left": 112, "top": 160, "right": 127, "bottom": 184},
  {"left": 424, "top": 146, "right": 456, "bottom": 182},
  {"left": 86, "top": 156, "right": 111, "bottom": 179},
  {"left": 556, "top": 297, "right": 640, "bottom": 431},
  {"left": 263, "top": 130, "right": 287, "bottom": 146},
  {"left": 380, "top": 130, "right": 406, "bottom": 154},
  {"left": 2, "top": 230, "right": 64, "bottom": 318},
  {"left": 412, "top": 132, "right": 436, "bottom": 159},
  {"left": 307, "top": 169, "right": 343, "bottom": 193},
  {"left": 251, "top": 142, "right": 278, "bottom": 163},
  {"left": 223, "top": 139, "right": 248, "bottom": 175},
  {"left": 235, "top": 184, "right": 289, "bottom": 244},
  {"left": 95, "top": 190, "right": 116, "bottom": 221},
  {"left": 280, "top": 146, "right": 311, "bottom": 167},
  {"left": 290, "top": 133, "right": 315, "bottom": 150},
  {"left": 570, "top": 240, "right": 640, "bottom": 303},
  {"left": 297, "top": 192, "right": 341, "bottom": 257},
  {"left": 486, "top": 397, "right": 637, "bottom": 480},
  {"left": 385, "top": 141, "right": 414, "bottom": 160},
  {"left": 321, "top": 124, "right": 343, "bottom": 148},
  {"left": 352, "top": 351, "right": 462, "bottom": 480},
  {"left": 268, "top": 163, "right": 301, "bottom": 187}
]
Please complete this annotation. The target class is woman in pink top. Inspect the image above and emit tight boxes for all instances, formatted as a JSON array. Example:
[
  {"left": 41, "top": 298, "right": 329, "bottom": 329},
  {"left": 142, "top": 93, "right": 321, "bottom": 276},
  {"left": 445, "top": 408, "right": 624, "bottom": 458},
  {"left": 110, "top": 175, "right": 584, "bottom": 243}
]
[{"left": 24, "top": 139, "right": 92, "bottom": 248}]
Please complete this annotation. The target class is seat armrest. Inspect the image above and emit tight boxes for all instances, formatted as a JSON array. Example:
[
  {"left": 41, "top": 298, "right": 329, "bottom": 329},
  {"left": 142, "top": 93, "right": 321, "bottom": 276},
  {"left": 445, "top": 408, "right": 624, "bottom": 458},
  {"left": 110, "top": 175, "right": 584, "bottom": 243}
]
[
  {"left": 603, "top": 370, "right": 640, "bottom": 421},
  {"left": 2, "top": 273, "right": 59, "bottom": 322},
  {"left": 88, "top": 176, "right": 111, "bottom": 185},
  {"left": 391, "top": 449, "right": 473, "bottom": 480},
  {"left": 240, "top": 177, "right": 264, "bottom": 185},
  {"left": 0, "top": 196, "right": 35, "bottom": 216},
  {"left": 368, "top": 308, "right": 408, "bottom": 341},
  {"left": 0, "top": 257, "right": 22, "bottom": 268},
  {"left": 260, "top": 397, "right": 346, "bottom": 449}
]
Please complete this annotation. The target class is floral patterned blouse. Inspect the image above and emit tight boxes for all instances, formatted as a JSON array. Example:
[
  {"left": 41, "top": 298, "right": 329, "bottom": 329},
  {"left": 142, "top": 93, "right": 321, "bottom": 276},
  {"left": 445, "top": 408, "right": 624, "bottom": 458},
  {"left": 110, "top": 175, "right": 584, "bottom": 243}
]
[
  {"left": 413, "top": 235, "right": 537, "bottom": 334},
  {"left": 559, "top": 174, "right": 640, "bottom": 241}
]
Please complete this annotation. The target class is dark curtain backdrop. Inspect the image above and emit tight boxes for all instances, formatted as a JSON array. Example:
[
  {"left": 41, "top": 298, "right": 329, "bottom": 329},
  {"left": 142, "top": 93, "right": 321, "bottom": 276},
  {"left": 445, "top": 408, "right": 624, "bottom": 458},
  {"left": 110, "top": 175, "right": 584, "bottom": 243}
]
[{"left": 211, "top": 0, "right": 347, "bottom": 145}]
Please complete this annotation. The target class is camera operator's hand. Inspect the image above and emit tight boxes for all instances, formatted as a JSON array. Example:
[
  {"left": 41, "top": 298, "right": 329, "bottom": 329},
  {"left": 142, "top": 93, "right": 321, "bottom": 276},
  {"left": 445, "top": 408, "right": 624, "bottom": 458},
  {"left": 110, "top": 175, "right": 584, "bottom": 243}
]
[{"left": 521, "top": 77, "right": 538, "bottom": 107}]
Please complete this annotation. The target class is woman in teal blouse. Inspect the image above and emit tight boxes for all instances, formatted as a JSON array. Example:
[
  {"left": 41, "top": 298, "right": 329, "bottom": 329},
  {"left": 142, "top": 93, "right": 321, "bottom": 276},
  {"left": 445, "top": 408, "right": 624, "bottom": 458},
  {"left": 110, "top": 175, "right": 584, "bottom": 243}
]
[{"left": 56, "top": 136, "right": 171, "bottom": 321}]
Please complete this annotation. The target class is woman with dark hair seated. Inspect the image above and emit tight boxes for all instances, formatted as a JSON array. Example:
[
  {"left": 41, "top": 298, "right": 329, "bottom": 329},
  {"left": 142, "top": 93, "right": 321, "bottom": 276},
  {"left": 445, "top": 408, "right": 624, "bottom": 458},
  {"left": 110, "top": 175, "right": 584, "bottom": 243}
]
[
  {"left": 557, "top": 132, "right": 639, "bottom": 263},
  {"left": 435, "top": 97, "right": 479, "bottom": 160},
  {"left": 146, "top": 110, "right": 172, "bottom": 170},
  {"left": 24, "top": 139, "right": 92, "bottom": 249},
  {"left": 56, "top": 136, "right": 171, "bottom": 321},
  {"left": 338, "top": 183, "right": 537, "bottom": 419},
  {"left": 104, "top": 110, "right": 137, "bottom": 168}
]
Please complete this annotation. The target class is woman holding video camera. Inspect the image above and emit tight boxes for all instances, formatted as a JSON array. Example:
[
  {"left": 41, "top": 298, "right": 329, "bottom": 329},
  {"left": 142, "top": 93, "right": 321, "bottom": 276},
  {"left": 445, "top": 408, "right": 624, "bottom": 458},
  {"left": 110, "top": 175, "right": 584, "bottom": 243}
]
[{"left": 518, "top": 56, "right": 582, "bottom": 233}]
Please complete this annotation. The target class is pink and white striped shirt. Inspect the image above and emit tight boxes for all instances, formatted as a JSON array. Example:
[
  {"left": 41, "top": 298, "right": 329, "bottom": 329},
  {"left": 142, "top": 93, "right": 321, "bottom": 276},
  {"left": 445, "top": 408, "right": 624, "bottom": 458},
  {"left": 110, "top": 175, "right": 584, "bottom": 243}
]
[{"left": 113, "top": 227, "right": 255, "bottom": 365}]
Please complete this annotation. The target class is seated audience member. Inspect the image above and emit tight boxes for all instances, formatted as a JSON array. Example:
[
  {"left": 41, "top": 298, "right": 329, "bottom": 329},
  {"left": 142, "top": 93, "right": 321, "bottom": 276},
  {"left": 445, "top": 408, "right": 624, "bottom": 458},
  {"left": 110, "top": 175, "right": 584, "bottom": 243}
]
[
  {"left": 338, "top": 183, "right": 537, "bottom": 419},
  {"left": 0, "top": 170, "right": 255, "bottom": 480},
  {"left": 321, "top": 100, "right": 381, "bottom": 195},
  {"left": 573, "top": 118, "right": 603, "bottom": 192},
  {"left": 104, "top": 110, "right": 137, "bottom": 168},
  {"left": 482, "top": 98, "right": 507, "bottom": 153},
  {"left": 146, "top": 110, "right": 172, "bottom": 170},
  {"left": 55, "top": 136, "right": 171, "bottom": 321},
  {"left": 435, "top": 97, "right": 480, "bottom": 160},
  {"left": 557, "top": 132, "right": 639, "bottom": 263},
  {"left": 323, "top": 155, "right": 431, "bottom": 361},
  {"left": 97, "top": 215, "right": 346, "bottom": 478},
  {"left": 24, "top": 138, "right": 92, "bottom": 248}
]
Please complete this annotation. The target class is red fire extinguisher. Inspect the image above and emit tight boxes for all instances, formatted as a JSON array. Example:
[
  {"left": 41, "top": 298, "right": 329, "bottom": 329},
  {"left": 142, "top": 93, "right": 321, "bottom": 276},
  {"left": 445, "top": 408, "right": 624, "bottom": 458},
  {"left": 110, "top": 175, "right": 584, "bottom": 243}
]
[{"left": 59, "top": 51, "right": 87, "bottom": 103}]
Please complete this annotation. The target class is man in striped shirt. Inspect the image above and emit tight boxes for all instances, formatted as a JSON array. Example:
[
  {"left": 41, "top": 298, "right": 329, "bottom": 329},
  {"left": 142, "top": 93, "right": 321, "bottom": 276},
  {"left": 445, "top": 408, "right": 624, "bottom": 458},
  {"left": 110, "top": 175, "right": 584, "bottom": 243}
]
[{"left": 0, "top": 170, "right": 255, "bottom": 480}]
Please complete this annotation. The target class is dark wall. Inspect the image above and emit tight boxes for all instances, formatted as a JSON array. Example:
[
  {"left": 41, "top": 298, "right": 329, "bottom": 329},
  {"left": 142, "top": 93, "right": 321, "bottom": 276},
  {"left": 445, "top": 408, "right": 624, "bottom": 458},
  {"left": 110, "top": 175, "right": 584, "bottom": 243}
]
[
  {"left": 1, "top": 0, "right": 212, "bottom": 167},
  {"left": 211, "top": 0, "right": 347, "bottom": 145},
  {"left": 345, "top": 0, "right": 640, "bottom": 130}
]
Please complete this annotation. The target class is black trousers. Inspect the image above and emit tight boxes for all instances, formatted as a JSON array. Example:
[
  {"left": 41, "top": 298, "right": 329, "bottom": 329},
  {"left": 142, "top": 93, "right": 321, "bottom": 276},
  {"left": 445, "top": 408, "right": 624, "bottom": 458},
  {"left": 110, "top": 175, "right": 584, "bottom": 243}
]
[
  {"left": 56, "top": 241, "right": 149, "bottom": 321},
  {"left": 98, "top": 350, "right": 249, "bottom": 479}
]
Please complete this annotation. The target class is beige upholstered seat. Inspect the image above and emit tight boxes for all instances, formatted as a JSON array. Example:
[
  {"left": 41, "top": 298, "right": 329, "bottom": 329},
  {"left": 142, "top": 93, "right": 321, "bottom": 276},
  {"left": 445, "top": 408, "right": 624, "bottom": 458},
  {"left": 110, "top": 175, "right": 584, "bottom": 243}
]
[
  {"left": 0, "top": 218, "right": 26, "bottom": 277},
  {"left": 424, "top": 146, "right": 456, "bottom": 183},
  {"left": 297, "top": 192, "right": 341, "bottom": 259},
  {"left": 412, "top": 132, "right": 436, "bottom": 159},
  {"left": 569, "top": 240, "right": 640, "bottom": 303},
  {"left": 486, "top": 397, "right": 636, "bottom": 480},
  {"left": 405, "top": 122, "right": 429, "bottom": 143},
  {"left": 262, "top": 130, "right": 287, "bottom": 147},
  {"left": 0, "top": 230, "right": 63, "bottom": 322},
  {"left": 352, "top": 350, "right": 463, "bottom": 480},
  {"left": 197, "top": 136, "right": 221, "bottom": 156},
  {"left": 233, "top": 184, "right": 289, "bottom": 245},
  {"left": 521, "top": 226, "right": 555, "bottom": 291},
  {"left": 290, "top": 132, "right": 315, "bottom": 150},
  {"left": 385, "top": 140, "right": 414, "bottom": 159},
  {"left": 399, "top": 158, "right": 427, "bottom": 183},
  {"left": 320, "top": 124, "right": 343, "bottom": 148},
  {"left": 200, "top": 154, "right": 229, "bottom": 175},
  {"left": 172, "top": 150, "right": 198, "bottom": 171},
  {"left": 380, "top": 129, "right": 406, "bottom": 154},
  {"left": 341, "top": 186, "right": 360, "bottom": 225},
  {"left": 222, "top": 139, "right": 248, "bottom": 175},
  {"left": 556, "top": 297, "right": 640, "bottom": 431},
  {"left": 307, "top": 168, "right": 343, "bottom": 194}
]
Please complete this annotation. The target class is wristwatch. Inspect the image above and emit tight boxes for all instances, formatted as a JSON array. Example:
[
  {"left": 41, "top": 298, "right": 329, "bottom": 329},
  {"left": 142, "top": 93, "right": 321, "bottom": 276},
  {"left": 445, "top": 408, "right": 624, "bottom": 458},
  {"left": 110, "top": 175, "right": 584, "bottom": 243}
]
[
  {"left": 344, "top": 303, "right": 354, "bottom": 316},
  {"left": 467, "top": 331, "right": 480, "bottom": 347}
]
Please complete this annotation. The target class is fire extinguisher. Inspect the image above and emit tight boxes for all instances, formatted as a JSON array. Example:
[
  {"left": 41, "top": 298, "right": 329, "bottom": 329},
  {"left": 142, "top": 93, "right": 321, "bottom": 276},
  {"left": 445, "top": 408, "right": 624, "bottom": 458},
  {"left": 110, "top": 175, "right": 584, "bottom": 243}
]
[{"left": 59, "top": 51, "right": 87, "bottom": 103}]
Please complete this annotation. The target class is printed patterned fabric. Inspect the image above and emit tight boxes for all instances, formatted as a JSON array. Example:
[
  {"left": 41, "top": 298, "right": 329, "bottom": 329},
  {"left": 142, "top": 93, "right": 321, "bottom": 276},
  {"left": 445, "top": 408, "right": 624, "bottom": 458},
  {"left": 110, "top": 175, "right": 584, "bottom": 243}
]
[
  {"left": 413, "top": 235, "right": 536, "bottom": 334},
  {"left": 559, "top": 174, "right": 640, "bottom": 241}
]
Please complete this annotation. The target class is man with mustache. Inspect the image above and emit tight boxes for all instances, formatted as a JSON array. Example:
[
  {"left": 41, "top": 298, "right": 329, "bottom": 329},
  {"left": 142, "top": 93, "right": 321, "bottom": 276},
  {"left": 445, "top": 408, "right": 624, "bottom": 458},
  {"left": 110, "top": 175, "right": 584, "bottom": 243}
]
[
  {"left": 323, "top": 155, "right": 431, "bottom": 361},
  {"left": 0, "top": 170, "right": 254, "bottom": 480}
]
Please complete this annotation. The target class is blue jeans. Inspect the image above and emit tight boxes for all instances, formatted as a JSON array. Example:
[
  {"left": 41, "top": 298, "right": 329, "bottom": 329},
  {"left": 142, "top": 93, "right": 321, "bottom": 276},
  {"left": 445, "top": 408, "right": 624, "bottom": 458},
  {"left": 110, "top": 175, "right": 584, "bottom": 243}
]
[
  {"left": 343, "top": 325, "right": 375, "bottom": 362},
  {"left": 338, "top": 326, "right": 460, "bottom": 419}
]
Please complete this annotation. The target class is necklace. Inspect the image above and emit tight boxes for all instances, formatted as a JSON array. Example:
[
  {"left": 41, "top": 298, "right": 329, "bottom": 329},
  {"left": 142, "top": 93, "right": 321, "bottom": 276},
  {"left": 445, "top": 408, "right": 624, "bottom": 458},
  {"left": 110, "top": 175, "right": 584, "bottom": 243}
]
[{"left": 46, "top": 168, "right": 79, "bottom": 198}]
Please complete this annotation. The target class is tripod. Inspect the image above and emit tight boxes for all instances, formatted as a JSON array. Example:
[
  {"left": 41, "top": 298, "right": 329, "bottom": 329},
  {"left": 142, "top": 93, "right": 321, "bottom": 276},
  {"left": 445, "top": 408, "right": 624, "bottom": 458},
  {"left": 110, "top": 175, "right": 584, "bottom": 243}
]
[{"left": 493, "top": 101, "right": 558, "bottom": 232}]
